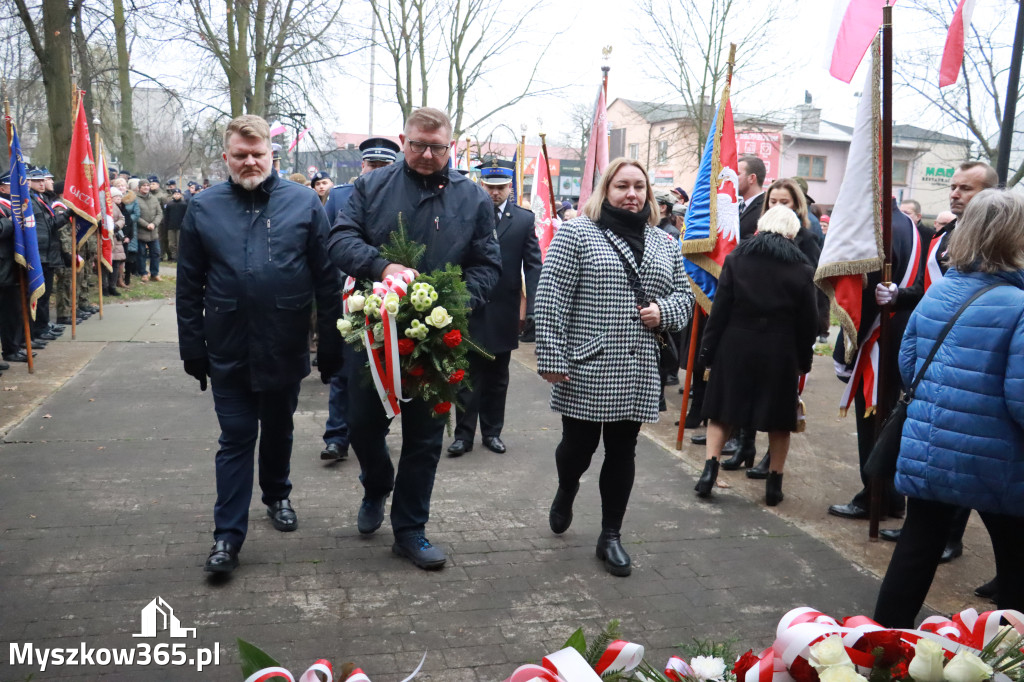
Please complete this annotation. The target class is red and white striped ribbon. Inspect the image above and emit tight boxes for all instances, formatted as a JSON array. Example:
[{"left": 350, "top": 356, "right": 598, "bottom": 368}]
[
  {"left": 363, "top": 269, "right": 417, "bottom": 417},
  {"left": 592, "top": 640, "right": 644, "bottom": 676},
  {"left": 245, "top": 659, "right": 333, "bottom": 682},
  {"left": 341, "top": 276, "right": 357, "bottom": 314}
]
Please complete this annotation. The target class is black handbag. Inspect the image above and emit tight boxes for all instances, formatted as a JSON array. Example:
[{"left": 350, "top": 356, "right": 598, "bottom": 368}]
[{"left": 864, "top": 282, "right": 1010, "bottom": 478}]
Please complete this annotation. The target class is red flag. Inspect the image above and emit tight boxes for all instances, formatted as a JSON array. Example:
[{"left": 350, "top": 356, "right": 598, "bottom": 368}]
[
  {"left": 826, "top": 0, "right": 895, "bottom": 83},
  {"left": 939, "top": 0, "right": 976, "bottom": 87},
  {"left": 95, "top": 135, "right": 114, "bottom": 272},
  {"left": 530, "top": 148, "right": 556, "bottom": 259},
  {"left": 706, "top": 100, "right": 740, "bottom": 271},
  {"left": 64, "top": 92, "right": 101, "bottom": 247},
  {"left": 578, "top": 81, "right": 608, "bottom": 209}
]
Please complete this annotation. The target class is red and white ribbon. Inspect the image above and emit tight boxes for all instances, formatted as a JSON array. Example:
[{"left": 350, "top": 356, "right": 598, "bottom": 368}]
[
  {"left": 593, "top": 640, "right": 644, "bottom": 676},
  {"left": 245, "top": 659, "right": 332, "bottom": 682},
  {"left": 362, "top": 269, "right": 416, "bottom": 418},
  {"left": 920, "top": 608, "right": 1024, "bottom": 649},
  {"left": 341, "top": 276, "right": 357, "bottom": 314}
]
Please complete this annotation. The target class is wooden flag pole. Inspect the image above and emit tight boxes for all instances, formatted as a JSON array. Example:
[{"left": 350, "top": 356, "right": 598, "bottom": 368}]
[
  {"left": 539, "top": 133, "right": 557, "bottom": 213},
  {"left": 70, "top": 87, "right": 79, "bottom": 340},
  {"left": 676, "top": 305, "right": 702, "bottom": 449},
  {"left": 4, "top": 93, "right": 36, "bottom": 373}
]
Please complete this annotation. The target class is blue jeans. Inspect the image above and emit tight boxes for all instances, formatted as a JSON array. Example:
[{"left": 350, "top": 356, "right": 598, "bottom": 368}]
[
  {"left": 210, "top": 378, "right": 301, "bottom": 548},
  {"left": 137, "top": 240, "right": 160, "bottom": 277},
  {"left": 347, "top": 368, "right": 445, "bottom": 536},
  {"left": 323, "top": 369, "right": 350, "bottom": 447}
]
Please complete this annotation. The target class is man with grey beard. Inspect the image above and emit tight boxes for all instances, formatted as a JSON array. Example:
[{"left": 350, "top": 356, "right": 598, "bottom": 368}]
[{"left": 176, "top": 114, "right": 342, "bottom": 575}]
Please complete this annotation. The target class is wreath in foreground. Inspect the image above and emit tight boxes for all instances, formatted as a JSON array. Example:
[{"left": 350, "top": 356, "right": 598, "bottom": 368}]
[{"left": 336, "top": 221, "right": 489, "bottom": 420}]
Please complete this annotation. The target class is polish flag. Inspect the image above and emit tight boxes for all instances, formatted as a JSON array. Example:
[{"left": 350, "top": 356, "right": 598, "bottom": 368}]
[
  {"left": 578, "top": 81, "right": 608, "bottom": 209},
  {"left": 826, "top": 0, "right": 896, "bottom": 83},
  {"left": 269, "top": 121, "right": 287, "bottom": 137},
  {"left": 530, "top": 148, "right": 556, "bottom": 259},
  {"left": 287, "top": 127, "right": 310, "bottom": 153},
  {"left": 939, "top": 0, "right": 977, "bottom": 87}
]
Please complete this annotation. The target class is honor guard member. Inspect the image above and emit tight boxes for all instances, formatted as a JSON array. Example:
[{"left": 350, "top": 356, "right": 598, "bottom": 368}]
[
  {"left": 323, "top": 137, "right": 401, "bottom": 225},
  {"left": 447, "top": 159, "right": 542, "bottom": 456},
  {"left": 311, "top": 171, "right": 333, "bottom": 206},
  {"left": 318, "top": 136, "right": 400, "bottom": 462}
]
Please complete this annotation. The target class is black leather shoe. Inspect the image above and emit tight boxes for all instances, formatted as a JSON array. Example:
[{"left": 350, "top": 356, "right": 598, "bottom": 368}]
[
  {"left": 0, "top": 361, "right": 8, "bottom": 371},
  {"left": 37, "top": 331, "right": 59, "bottom": 341},
  {"left": 974, "top": 577, "right": 998, "bottom": 602},
  {"left": 204, "top": 540, "right": 239, "bottom": 574},
  {"left": 721, "top": 446, "right": 755, "bottom": 470},
  {"left": 721, "top": 437, "right": 740, "bottom": 455},
  {"left": 56, "top": 317, "right": 74, "bottom": 325},
  {"left": 106, "top": 288, "right": 121, "bottom": 297},
  {"left": 84, "top": 305, "right": 99, "bottom": 314},
  {"left": 48, "top": 325, "right": 64, "bottom": 335},
  {"left": 879, "top": 528, "right": 902, "bottom": 542},
  {"left": 3, "top": 351, "right": 31, "bottom": 363},
  {"left": 747, "top": 451, "right": 771, "bottom": 479},
  {"left": 695, "top": 458, "right": 719, "bottom": 498},
  {"left": 392, "top": 532, "right": 446, "bottom": 570},
  {"left": 664, "top": 374, "right": 679, "bottom": 386},
  {"left": 447, "top": 439, "right": 473, "bottom": 457},
  {"left": 30, "top": 339, "right": 48, "bottom": 348},
  {"left": 939, "top": 542, "right": 963, "bottom": 563},
  {"left": 765, "top": 472, "right": 784, "bottom": 506},
  {"left": 320, "top": 443, "right": 348, "bottom": 461},
  {"left": 596, "top": 529, "right": 631, "bottom": 576},
  {"left": 482, "top": 436, "right": 506, "bottom": 454},
  {"left": 690, "top": 433, "right": 707, "bottom": 445},
  {"left": 549, "top": 483, "right": 579, "bottom": 534},
  {"left": 828, "top": 503, "right": 869, "bottom": 519},
  {"left": 266, "top": 499, "right": 297, "bottom": 532},
  {"left": 357, "top": 495, "right": 387, "bottom": 534},
  {"left": 683, "top": 411, "right": 705, "bottom": 429}
]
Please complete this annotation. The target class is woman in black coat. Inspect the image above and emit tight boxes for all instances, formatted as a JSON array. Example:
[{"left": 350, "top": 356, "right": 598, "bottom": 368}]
[{"left": 695, "top": 206, "right": 819, "bottom": 504}]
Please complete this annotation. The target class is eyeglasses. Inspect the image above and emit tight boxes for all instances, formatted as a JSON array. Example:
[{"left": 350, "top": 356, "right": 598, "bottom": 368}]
[{"left": 406, "top": 140, "right": 451, "bottom": 156}]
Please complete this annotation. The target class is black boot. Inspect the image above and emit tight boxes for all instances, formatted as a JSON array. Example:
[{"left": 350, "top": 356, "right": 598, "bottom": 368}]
[
  {"left": 549, "top": 483, "right": 579, "bottom": 534},
  {"left": 766, "top": 472, "right": 784, "bottom": 506},
  {"left": 746, "top": 451, "right": 771, "bottom": 479},
  {"left": 596, "top": 529, "right": 631, "bottom": 577},
  {"left": 721, "top": 429, "right": 756, "bottom": 470},
  {"left": 694, "top": 458, "right": 719, "bottom": 498}
]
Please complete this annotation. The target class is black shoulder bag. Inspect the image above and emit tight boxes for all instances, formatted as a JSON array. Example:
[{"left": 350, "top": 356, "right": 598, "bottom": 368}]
[
  {"left": 599, "top": 230, "right": 680, "bottom": 372},
  {"left": 864, "top": 282, "right": 1010, "bottom": 478}
]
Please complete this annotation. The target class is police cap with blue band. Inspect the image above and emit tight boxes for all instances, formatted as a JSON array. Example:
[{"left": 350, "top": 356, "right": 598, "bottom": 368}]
[
  {"left": 359, "top": 137, "right": 400, "bottom": 163},
  {"left": 477, "top": 159, "right": 515, "bottom": 185}
]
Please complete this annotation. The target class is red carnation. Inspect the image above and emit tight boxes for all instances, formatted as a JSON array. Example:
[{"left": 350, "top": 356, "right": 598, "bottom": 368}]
[
  {"left": 788, "top": 658, "right": 820, "bottom": 682},
  {"left": 408, "top": 365, "right": 425, "bottom": 377},
  {"left": 733, "top": 650, "right": 761, "bottom": 680},
  {"left": 856, "top": 631, "right": 908, "bottom": 668},
  {"left": 448, "top": 369, "right": 465, "bottom": 384},
  {"left": 434, "top": 401, "right": 451, "bottom": 414},
  {"left": 443, "top": 329, "right": 462, "bottom": 348},
  {"left": 398, "top": 339, "right": 415, "bottom": 355}
]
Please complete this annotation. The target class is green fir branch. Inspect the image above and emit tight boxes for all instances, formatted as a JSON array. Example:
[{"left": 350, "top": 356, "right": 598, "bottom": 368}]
[
  {"left": 378, "top": 215, "right": 426, "bottom": 269},
  {"left": 584, "top": 620, "right": 623, "bottom": 667}
]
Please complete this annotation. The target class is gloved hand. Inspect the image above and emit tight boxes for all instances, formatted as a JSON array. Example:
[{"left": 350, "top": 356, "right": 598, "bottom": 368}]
[
  {"left": 316, "top": 343, "right": 342, "bottom": 384},
  {"left": 834, "top": 359, "right": 853, "bottom": 383},
  {"left": 183, "top": 357, "right": 209, "bottom": 391},
  {"left": 61, "top": 251, "right": 72, "bottom": 267},
  {"left": 875, "top": 282, "right": 899, "bottom": 306}
]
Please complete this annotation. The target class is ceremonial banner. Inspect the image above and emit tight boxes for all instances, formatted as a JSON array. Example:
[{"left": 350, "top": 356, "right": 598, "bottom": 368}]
[
  {"left": 814, "top": 42, "right": 882, "bottom": 365},
  {"left": 510, "top": 147, "right": 519, "bottom": 205},
  {"left": 826, "top": 0, "right": 896, "bottom": 83},
  {"left": 287, "top": 127, "right": 310, "bottom": 153},
  {"left": 95, "top": 135, "right": 115, "bottom": 272},
  {"left": 578, "top": 81, "right": 608, "bottom": 209},
  {"left": 680, "top": 97, "right": 740, "bottom": 314},
  {"left": 268, "top": 121, "right": 287, "bottom": 138},
  {"left": 939, "top": 0, "right": 977, "bottom": 87},
  {"left": 64, "top": 91, "right": 101, "bottom": 247},
  {"left": 8, "top": 123, "right": 45, "bottom": 319},
  {"left": 530, "top": 147, "right": 556, "bottom": 259}
]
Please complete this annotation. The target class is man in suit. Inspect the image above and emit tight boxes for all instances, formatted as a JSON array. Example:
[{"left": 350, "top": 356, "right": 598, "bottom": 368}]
[
  {"left": 737, "top": 155, "right": 766, "bottom": 242},
  {"left": 448, "top": 159, "right": 542, "bottom": 456}
]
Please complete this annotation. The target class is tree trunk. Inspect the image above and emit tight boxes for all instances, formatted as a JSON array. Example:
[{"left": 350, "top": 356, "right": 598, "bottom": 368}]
[
  {"left": 23, "top": 0, "right": 75, "bottom": 177},
  {"left": 112, "top": 0, "right": 134, "bottom": 171},
  {"left": 72, "top": 1, "right": 95, "bottom": 135}
]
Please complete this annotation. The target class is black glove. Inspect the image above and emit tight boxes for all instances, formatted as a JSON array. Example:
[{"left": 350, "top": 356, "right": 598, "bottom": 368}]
[
  {"left": 61, "top": 251, "right": 72, "bottom": 267},
  {"left": 316, "top": 344, "right": 342, "bottom": 384},
  {"left": 183, "top": 357, "right": 209, "bottom": 391}
]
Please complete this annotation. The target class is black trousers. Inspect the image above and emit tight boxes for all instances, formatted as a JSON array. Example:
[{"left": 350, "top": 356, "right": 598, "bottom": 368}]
[
  {"left": 454, "top": 350, "right": 511, "bottom": 442},
  {"left": 0, "top": 284, "right": 24, "bottom": 357},
  {"left": 33, "top": 265, "right": 53, "bottom": 337},
  {"left": 874, "top": 497, "right": 1024, "bottom": 627},
  {"left": 850, "top": 390, "right": 904, "bottom": 516},
  {"left": 554, "top": 416, "right": 642, "bottom": 531}
]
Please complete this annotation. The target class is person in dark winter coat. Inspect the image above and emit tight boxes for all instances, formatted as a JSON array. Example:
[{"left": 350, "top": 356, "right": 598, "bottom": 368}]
[
  {"left": 162, "top": 188, "right": 188, "bottom": 261},
  {"left": 176, "top": 115, "right": 342, "bottom": 575},
  {"left": 328, "top": 107, "right": 501, "bottom": 571},
  {"left": 695, "top": 206, "right": 819, "bottom": 505},
  {"left": 536, "top": 157, "right": 693, "bottom": 577},
  {"left": 874, "top": 188, "right": 1024, "bottom": 627}
]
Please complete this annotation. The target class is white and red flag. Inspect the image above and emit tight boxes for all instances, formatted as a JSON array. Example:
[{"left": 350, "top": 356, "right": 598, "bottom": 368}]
[
  {"left": 94, "top": 135, "right": 115, "bottom": 272},
  {"left": 939, "top": 0, "right": 977, "bottom": 87},
  {"left": 268, "top": 120, "right": 287, "bottom": 137},
  {"left": 578, "top": 81, "right": 608, "bottom": 209},
  {"left": 826, "top": 0, "right": 896, "bottom": 83},
  {"left": 288, "top": 127, "right": 310, "bottom": 153},
  {"left": 530, "top": 148, "right": 557, "bottom": 259},
  {"left": 64, "top": 91, "right": 101, "bottom": 248}
]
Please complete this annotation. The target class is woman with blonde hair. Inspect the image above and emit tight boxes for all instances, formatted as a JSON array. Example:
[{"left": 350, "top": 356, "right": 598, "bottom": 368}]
[{"left": 535, "top": 157, "right": 694, "bottom": 576}]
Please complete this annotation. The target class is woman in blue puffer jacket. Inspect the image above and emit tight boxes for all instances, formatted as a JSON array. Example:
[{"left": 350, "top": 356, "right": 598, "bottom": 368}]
[{"left": 874, "top": 189, "right": 1024, "bottom": 627}]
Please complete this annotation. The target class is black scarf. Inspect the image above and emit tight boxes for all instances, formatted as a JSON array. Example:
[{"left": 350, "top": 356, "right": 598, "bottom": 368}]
[{"left": 598, "top": 200, "right": 650, "bottom": 266}]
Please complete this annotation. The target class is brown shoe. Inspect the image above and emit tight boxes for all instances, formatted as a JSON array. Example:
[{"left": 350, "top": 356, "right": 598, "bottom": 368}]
[
  {"left": 151, "top": 275, "right": 162, "bottom": 282},
  {"left": 140, "top": 274, "right": 150, "bottom": 282}
]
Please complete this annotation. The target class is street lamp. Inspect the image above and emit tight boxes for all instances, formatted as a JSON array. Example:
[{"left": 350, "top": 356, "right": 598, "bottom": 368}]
[{"left": 287, "top": 111, "right": 307, "bottom": 174}]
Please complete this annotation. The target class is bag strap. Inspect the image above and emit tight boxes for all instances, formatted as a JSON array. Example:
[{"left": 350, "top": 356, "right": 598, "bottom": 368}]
[
  {"left": 599, "top": 228, "right": 649, "bottom": 306},
  {"left": 906, "top": 282, "right": 1011, "bottom": 398}
]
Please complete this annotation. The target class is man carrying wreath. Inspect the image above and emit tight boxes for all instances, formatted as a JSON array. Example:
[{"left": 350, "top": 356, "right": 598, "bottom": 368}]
[{"left": 328, "top": 107, "right": 501, "bottom": 569}]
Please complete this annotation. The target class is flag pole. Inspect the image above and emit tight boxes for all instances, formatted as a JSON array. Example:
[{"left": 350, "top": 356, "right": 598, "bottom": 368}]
[
  {"left": 70, "top": 87, "right": 79, "bottom": 341},
  {"left": 996, "top": 0, "right": 1024, "bottom": 186},
  {"left": 518, "top": 134, "right": 526, "bottom": 202},
  {"left": 539, "top": 133, "right": 557, "bottom": 213},
  {"left": 870, "top": 5, "right": 895, "bottom": 541},
  {"left": 94, "top": 133, "right": 104, "bottom": 321},
  {"left": 4, "top": 93, "right": 36, "bottom": 373},
  {"left": 676, "top": 306, "right": 702, "bottom": 449}
]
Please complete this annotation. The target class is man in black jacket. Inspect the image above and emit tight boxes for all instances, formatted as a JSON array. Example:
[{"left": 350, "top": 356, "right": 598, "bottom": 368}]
[
  {"left": 737, "top": 155, "right": 766, "bottom": 242},
  {"left": 448, "top": 159, "right": 541, "bottom": 457},
  {"left": 176, "top": 115, "right": 342, "bottom": 575},
  {"left": 328, "top": 107, "right": 501, "bottom": 570},
  {"left": 162, "top": 188, "right": 187, "bottom": 261}
]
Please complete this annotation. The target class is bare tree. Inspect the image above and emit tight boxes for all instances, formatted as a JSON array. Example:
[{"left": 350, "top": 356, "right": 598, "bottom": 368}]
[
  {"left": 896, "top": 0, "right": 1024, "bottom": 186},
  {"left": 635, "top": 0, "right": 786, "bottom": 163},
  {"left": 369, "top": 0, "right": 559, "bottom": 137}
]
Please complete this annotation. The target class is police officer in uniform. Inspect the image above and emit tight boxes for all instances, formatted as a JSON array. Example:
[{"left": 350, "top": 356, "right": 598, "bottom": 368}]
[
  {"left": 448, "top": 159, "right": 542, "bottom": 456},
  {"left": 319, "top": 136, "right": 401, "bottom": 462}
]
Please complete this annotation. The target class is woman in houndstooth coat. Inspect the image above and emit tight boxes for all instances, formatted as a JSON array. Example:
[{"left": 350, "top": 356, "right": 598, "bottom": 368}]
[{"left": 535, "top": 157, "right": 694, "bottom": 577}]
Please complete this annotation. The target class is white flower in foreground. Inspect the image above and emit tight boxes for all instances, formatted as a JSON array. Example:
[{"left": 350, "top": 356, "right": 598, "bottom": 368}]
[
  {"left": 690, "top": 656, "right": 727, "bottom": 681},
  {"left": 907, "top": 639, "right": 946, "bottom": 682},
  {"left": 810, "top": 636, "right": 854, "bottom": 673},
  {"left": 943, "top": 651, "right": 993, "bottom": 682},
  {"left": 818, "top": 665, "right": 868, "bottom": 682},
  {"left": 336, "top": 319, "right": 353, "bottom": 335}
]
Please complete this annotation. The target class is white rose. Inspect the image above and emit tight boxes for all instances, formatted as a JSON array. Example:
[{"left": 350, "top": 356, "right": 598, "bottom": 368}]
[
  {"left": 382, "top": 292, "right": 401, "bottom": 316},
  {"left": 336, "top": 318, "right": 353, "bottom": 335},
  {"left": 818, "top": 666, "right": 868, "bottom": 682},
  {"left": 690, "top": 656, "right": 727, "bottom": 682},
  {"left": 943, "top": 651, "right": 993, "bottom": 682},
  {"left": 810, "top": 636, "right": 854, "bottom": 673},
  {"left": 907, "top": 639, "right": 947, "bottom": 682},
  {"left": 425, "top": 306, "right": 453, "bottom": 328},
  {"left": 347, "top": 294, "right": 365, "bottom": 312}
]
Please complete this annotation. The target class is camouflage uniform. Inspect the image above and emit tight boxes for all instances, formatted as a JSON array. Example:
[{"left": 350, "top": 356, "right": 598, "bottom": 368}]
[
  {"left": 77, "top": 232, "right": 98, "bottom": 309},
  {"left": 54, "top": 221, "right": 74, "bottom": 319}
]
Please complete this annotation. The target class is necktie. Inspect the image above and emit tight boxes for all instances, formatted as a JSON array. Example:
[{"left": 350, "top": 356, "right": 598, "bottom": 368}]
[
  {"left": 738, "top": 197, "right": 746, "bottom": 214},
  {"left": 495, "top": 206, "right": 502, "bottom": 224}
]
